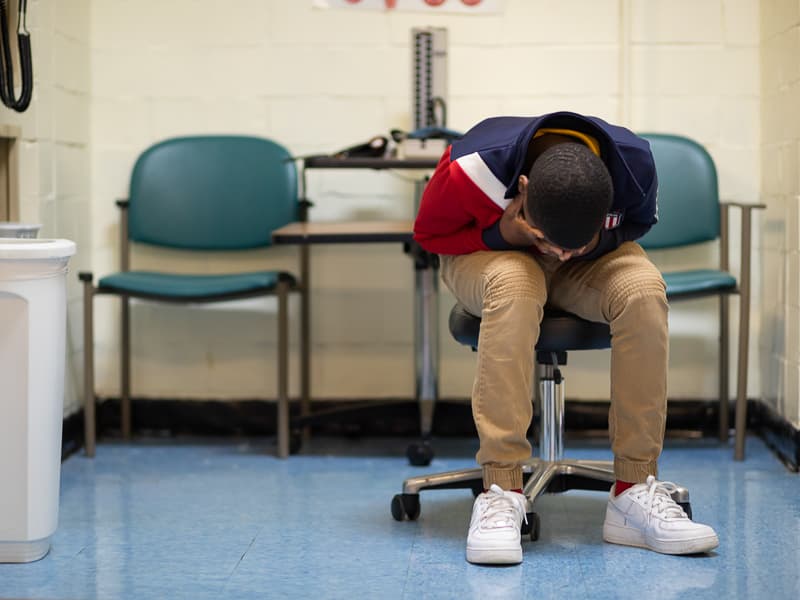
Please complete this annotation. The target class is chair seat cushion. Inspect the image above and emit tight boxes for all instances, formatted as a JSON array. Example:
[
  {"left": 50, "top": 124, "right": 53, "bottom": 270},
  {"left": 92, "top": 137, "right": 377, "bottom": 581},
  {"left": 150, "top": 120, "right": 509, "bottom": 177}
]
[
  {"left": 97, "top": 270, "right": 295, "bottom": 301},
  {"left": 663, "top": 269, "right": 736, "bottom": 299}
]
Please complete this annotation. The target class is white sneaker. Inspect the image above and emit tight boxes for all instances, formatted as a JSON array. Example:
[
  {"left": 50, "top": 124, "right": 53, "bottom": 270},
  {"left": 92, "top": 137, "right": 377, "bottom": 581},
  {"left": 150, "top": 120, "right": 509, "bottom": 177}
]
[
  {"left": 466, "top": 484, "right": 527, "bottom": 565},
  {"left": 603, "top": 475, "right": 719, "bottom": 555}
]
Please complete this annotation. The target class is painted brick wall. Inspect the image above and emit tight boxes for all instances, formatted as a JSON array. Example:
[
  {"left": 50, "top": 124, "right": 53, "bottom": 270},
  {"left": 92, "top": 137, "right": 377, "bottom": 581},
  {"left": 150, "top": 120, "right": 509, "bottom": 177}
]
[
  {"left": 761, "top": 0, "right": 800, "bottom": 427},
  {"left": 0, "top": 0, "right": 92, "bottom": 416},
  {"left": 86, "top": 0, "right": 763, "bottom": 408}
]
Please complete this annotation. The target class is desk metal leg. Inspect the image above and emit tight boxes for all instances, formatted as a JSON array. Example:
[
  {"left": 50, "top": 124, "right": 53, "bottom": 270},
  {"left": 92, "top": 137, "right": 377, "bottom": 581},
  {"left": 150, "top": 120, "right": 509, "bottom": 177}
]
[
  {"left": 406, "top": 242, "right": 439, "bottom": 466},
  {"left": 415, "top": 262, "right": 439, "bottom": 437},
  {"left": 300, "top": 244, "right": 311, "bottom": 443}
]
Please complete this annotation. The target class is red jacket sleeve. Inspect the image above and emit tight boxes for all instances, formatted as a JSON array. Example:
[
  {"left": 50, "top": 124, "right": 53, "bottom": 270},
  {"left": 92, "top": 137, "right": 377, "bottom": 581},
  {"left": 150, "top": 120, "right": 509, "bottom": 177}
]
[{"left": 413, "top": 148, "right": 503, "bottom": 255}]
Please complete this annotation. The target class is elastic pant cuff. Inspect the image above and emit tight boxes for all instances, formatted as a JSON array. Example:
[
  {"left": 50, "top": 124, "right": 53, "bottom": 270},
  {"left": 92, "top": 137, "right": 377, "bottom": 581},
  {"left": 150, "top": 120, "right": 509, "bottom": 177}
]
[
  {"left": 614, "top": 458, "right": 658, "bottom": 483},
  {"left": 482, "top": 465, "right": 524, "bottom": 490}
]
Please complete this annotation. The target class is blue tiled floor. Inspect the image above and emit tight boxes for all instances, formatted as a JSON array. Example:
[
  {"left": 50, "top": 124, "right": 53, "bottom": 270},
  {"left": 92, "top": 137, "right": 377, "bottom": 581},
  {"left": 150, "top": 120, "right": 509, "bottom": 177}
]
[{"left": 0, "top": 435, "right": 798, "bottom": 599}]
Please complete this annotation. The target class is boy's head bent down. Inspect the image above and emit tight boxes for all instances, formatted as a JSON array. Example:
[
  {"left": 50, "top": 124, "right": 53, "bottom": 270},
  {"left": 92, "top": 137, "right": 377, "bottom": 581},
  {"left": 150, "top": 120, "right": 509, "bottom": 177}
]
[{"left": 524, "top": 143, "right": 613, "bottom": 251}]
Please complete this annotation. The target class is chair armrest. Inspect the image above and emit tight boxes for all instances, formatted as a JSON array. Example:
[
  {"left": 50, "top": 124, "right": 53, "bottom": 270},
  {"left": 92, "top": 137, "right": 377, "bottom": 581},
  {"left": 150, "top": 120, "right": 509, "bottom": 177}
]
[
  {"left": 719, "top": 201, "right": 766, "bottom": 275},
  {"left": 720, "top": 201, "right": 766, "bottom": 210},
  {"left": 116, "top": 199, "right": 130, "bottom": 271}
]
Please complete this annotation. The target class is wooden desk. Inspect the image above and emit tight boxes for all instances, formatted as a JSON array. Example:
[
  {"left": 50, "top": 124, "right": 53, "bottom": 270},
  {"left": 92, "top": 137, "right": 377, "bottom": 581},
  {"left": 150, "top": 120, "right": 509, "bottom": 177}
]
[{"left": 272, "top": 220, "right": 414, "bottom": 245}]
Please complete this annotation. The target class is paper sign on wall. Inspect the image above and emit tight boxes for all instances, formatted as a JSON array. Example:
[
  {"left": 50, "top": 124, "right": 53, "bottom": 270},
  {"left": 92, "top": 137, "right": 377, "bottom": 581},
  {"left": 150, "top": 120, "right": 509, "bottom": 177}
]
[{"left": 312, "top": 0, "right": 504, "bottom": 14}]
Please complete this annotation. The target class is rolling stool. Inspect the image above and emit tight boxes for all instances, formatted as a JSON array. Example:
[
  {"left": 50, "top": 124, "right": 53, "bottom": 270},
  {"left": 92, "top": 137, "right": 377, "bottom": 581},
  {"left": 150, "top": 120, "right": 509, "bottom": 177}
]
[{"left": 391, "top": 305, "right": 691, "bottom": 539}]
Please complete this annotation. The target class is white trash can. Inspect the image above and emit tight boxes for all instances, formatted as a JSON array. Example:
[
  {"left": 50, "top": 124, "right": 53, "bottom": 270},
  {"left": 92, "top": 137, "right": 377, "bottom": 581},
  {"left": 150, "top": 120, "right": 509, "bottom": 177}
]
[{"left": 0, "top": 238, "right": 76, "bottom": 563}]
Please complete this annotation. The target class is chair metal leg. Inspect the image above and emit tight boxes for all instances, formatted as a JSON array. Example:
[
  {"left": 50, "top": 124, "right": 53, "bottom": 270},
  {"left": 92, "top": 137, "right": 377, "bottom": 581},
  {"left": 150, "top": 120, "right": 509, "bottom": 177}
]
[
  {"left": 277, "top": 279, "right": 290, "bottom": 458},
  {"left": 719, "top": 295, "right": 730, "bottom": 442},
  {"left": 734, "top": 208, "right": 753, "bottom": 461},
  {"left": 80, "top": 273, "right": 96, "bottom": 458},
  {"left": 719, "top": 204, "right": 730, "bottom": 443},
  {"left": 120, "top": 295, "right": 131, "bottom": 439},
  {"left": 734, "top": 298, "right": 751, "bottom": 457}
]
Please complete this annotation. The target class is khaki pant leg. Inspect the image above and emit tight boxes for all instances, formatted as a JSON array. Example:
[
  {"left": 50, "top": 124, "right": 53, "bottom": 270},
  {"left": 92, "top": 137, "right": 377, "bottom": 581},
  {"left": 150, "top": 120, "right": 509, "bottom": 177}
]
[
  {"left": 440, "top": 251, "right": 548, "bottom": 490},
  {"left": 547, "top": 242, "right": 668, "bottom": 483}
]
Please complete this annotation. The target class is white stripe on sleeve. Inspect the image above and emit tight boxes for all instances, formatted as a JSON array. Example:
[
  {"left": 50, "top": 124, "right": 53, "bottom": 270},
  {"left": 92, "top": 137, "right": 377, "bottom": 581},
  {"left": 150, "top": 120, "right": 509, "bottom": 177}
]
[{"left": 455, "top": 152, "right": 511, "bottom": 210}]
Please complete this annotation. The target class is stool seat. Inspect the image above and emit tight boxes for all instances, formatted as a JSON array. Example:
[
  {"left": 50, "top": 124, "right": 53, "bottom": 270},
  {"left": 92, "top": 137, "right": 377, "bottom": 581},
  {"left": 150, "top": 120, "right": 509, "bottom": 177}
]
[{"left": 448, "top": 304, "right": 612, "bottom": 352}]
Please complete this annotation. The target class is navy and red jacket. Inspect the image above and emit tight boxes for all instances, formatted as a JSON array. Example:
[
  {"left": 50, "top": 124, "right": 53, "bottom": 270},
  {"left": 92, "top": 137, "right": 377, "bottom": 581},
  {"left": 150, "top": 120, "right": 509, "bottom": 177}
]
[{"left": 413, "top": 111, "right": 658, "bottom": 259}]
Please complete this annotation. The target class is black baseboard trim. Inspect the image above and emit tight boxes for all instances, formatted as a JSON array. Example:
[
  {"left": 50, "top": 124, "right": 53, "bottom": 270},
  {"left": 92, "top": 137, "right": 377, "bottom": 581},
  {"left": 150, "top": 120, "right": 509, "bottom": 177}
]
[
  {"left": 750, "top": 401, "right": 800, "bottom": 471},
  {"left": 60, "top": 396, "right": 799, "bottom": 471},
  {"left": 62, "top": 409, "right": 85, "bottom": 460}
]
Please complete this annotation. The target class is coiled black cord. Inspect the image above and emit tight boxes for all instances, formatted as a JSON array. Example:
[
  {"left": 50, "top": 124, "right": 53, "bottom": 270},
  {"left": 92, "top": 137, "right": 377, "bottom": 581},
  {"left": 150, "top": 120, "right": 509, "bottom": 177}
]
[{"left": 0, "top": 0, "right": 33, "bottom": 112}]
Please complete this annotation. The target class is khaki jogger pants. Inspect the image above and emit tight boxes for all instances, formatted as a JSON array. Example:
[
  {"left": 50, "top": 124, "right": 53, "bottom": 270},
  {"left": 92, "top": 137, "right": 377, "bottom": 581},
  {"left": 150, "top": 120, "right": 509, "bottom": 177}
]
[{"left": 439, "top": 242, "right": 669, "bottom": 490}]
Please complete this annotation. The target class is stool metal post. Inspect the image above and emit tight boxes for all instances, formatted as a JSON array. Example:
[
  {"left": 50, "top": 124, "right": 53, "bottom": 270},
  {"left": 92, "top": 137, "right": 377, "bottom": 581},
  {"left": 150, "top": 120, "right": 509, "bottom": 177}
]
[{"left": 539, "top": 363, "right": 564, "bottom": 462}]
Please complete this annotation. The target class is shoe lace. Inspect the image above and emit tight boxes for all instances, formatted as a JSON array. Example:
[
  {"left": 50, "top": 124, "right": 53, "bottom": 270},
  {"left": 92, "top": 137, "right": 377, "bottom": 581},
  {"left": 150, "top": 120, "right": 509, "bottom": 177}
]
[
  {"left": 480, "top": 485, "right": 528, "bottom": 529},
  {"left": 641, "top": 475, "right": 688, "bottom": 521}
]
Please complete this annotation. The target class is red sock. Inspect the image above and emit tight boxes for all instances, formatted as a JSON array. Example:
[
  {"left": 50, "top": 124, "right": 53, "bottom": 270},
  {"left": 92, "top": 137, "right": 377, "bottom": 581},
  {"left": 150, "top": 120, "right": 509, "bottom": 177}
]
[
  {"left": 614, "top": 480, "right": 634, "bottom": 496},
  {"left": 484, "top": 488, "right": 524, "bottom": 494}
]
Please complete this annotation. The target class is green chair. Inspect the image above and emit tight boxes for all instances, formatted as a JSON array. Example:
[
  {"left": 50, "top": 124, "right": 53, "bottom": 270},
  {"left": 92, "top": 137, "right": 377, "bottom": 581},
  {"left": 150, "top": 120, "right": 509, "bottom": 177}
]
[
  {"left": 78, "top": 136, "right": 307, "bottom": 459},
  {"left": 638, "top": 133, "right": 764, "bottom": 460}
]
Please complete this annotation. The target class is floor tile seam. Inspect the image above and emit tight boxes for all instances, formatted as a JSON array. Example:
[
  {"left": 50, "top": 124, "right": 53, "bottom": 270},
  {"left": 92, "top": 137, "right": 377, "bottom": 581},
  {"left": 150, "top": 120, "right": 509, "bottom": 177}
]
[
  {"left": 571, "top": 536, "right": 597, "bottom": 598},
  {"left": 400, "top": 518, "right": 424, "bottom": 600},
  {"left": 221, "top": 530, "right": 261, "bottom": 592}
]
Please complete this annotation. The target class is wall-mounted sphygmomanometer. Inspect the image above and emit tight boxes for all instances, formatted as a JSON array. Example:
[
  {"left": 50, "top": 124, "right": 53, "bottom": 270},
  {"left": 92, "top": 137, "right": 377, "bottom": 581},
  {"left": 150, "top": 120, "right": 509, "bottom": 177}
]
[{"left": 0, "top": 0, "right": 33, "bottom": 112}]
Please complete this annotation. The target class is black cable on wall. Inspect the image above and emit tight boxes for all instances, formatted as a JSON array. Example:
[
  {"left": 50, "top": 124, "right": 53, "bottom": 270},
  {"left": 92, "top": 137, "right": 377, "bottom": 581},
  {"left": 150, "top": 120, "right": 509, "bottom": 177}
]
[{"left": 0, "top": 0, "right": 33, "bottom": 113}]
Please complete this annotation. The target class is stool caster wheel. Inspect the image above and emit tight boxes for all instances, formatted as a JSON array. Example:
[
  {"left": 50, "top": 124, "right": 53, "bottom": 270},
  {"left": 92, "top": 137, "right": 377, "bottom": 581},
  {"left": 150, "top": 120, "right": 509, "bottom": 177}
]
[
  {"left": 391, "top": 494, "right": 421, "bottom": 521},
  {"left": 406, "top": 442, "right": 434, "bottom": 466},
  {"left": 668, "top": 488, "right": 691, "bottom": 519},
  {"left": 522, "top": 512, "right": 541, "bottom": 541}
]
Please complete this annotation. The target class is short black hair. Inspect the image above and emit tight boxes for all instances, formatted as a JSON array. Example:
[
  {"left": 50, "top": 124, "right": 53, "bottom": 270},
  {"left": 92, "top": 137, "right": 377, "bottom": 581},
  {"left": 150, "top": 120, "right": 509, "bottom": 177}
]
[{"left": 525, "top": 143, "right": 613, "bottom": 250}]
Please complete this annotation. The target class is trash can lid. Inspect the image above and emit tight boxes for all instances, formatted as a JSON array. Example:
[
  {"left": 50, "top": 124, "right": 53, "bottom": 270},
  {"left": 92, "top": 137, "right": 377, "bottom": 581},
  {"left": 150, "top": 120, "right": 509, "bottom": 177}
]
[
  {"left": 0, "top": 222, "right": 42, "bottom": 236},
  {"left": 0, "top": 238, "right": 76, "bottom": 260}
]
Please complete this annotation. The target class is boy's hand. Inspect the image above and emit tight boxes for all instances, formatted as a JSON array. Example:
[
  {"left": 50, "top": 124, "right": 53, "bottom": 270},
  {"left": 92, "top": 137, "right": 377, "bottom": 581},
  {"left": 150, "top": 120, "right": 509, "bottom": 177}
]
[
  {"left": 499, "top": 195, "right": 541, "bottom": 247},
  {"left": 534, "top": 231, "right": 598, "bottom": 262},
  {"left": 499, "top": 194, "right": 601, "bottom": 262}
]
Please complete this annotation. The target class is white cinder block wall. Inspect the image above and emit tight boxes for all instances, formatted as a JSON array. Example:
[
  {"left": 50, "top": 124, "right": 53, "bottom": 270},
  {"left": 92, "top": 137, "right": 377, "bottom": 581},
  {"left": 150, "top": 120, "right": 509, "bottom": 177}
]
[
  {"left": 760, "top": 0, "right": 800, "bottom": 428},
  {"left": 5, "top": 1, "right": 798, "bottom": 430},
  {"left": 0, "top": 1, "right": 92, "bottom": 417},
  {"left": 85, "top": 0, "right": 770, "bottom": 410}
]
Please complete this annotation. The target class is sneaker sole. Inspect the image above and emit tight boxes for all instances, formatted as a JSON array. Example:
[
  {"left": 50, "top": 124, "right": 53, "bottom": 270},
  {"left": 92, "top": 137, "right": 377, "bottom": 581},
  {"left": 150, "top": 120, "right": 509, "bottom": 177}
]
[
  {"left": 466, "top": 546, "right": 523, "bottom": 565},
  {"left": 603, "top": 522, "right": 719, "bottom": 555}
]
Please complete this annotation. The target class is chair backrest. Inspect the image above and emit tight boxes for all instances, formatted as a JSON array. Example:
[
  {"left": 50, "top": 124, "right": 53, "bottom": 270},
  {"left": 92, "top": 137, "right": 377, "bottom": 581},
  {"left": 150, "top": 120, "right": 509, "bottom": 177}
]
[
  {"left": 637, "top": 134, "right": 720, "bottom": 250},
  {"left": 128, "top": 136, "right": 298, "bottom": 250}
]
